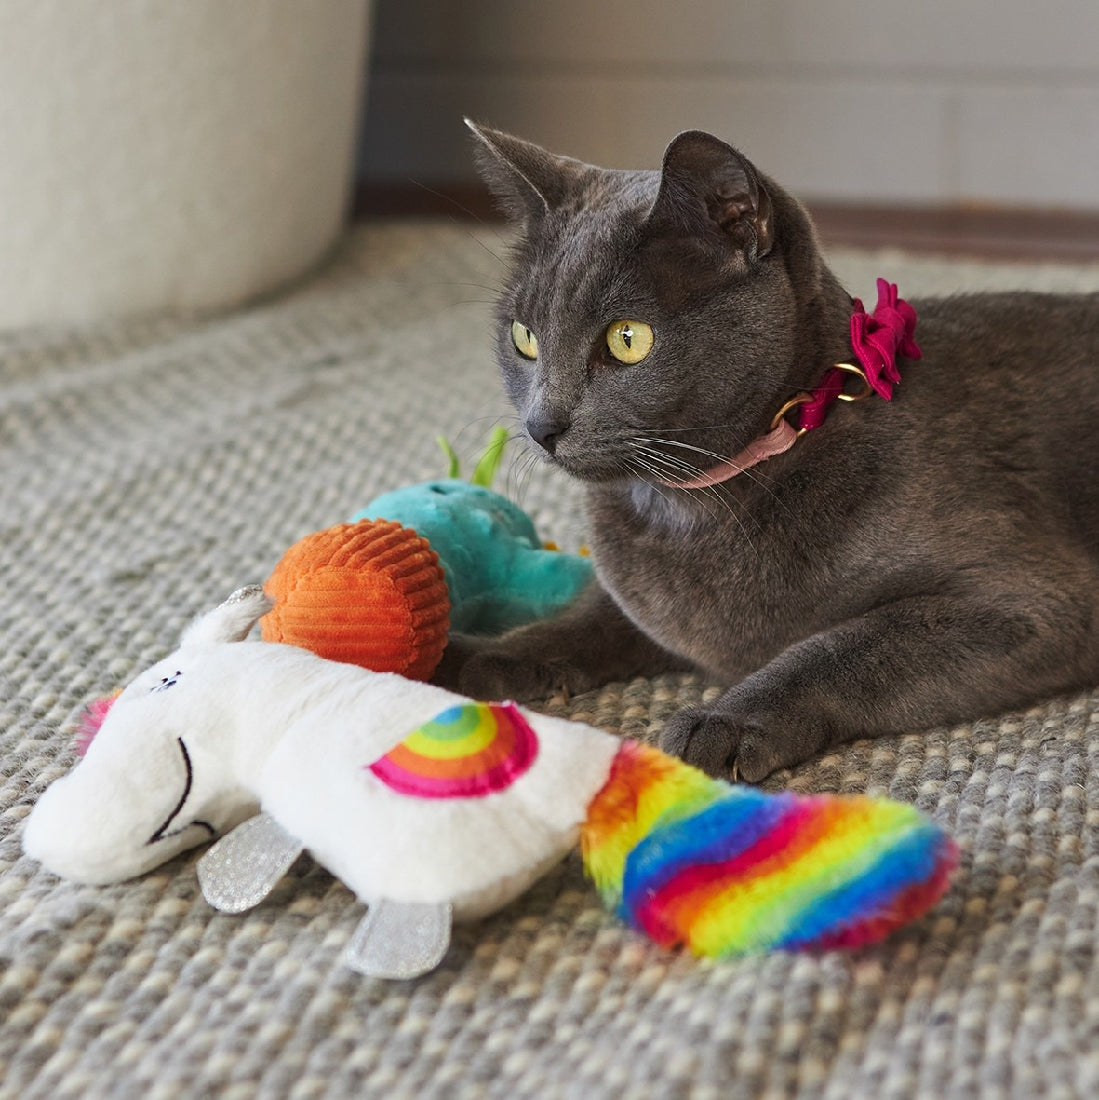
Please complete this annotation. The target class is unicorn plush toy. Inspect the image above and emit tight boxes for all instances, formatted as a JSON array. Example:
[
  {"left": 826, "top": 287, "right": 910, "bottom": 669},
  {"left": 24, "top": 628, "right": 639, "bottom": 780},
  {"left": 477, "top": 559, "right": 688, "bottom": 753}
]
[{"left": 24, "top": 587, "right": 957, "bottom": 979}]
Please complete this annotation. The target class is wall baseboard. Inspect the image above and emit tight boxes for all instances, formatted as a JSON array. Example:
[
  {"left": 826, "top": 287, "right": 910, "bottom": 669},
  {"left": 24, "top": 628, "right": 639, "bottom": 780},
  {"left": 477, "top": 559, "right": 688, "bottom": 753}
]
[
  {"left": 354, "top": 183, "right": 1099, "bottom": 263},
  {"left": 806, "top": 204, "right": 1099, "bottom": 262}
]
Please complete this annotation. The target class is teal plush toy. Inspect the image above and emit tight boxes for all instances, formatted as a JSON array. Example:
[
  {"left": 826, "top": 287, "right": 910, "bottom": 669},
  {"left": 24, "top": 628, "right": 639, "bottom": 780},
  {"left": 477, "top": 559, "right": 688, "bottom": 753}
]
[{"left": 350, "top": 430, "right": 593, "bottom": 635}]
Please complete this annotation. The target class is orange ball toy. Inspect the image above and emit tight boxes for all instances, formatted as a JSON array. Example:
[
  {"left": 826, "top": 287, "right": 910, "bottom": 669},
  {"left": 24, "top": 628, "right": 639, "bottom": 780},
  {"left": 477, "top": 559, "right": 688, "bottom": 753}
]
[{"left": 260, "top": 519, "right": 451, "bottom": 681}]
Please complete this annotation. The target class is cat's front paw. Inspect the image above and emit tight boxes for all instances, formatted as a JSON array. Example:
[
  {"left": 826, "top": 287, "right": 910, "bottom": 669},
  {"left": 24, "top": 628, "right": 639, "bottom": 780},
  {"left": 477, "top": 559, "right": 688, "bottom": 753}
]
[
  {"left": 440, "top": 646, "right": 575, "bottom": 702},
  {"left": 433, "top": 634, "right": 594, "bottom": 702},
  {"left": 660, "top": 705, "right": 789, "bottom": 782}
]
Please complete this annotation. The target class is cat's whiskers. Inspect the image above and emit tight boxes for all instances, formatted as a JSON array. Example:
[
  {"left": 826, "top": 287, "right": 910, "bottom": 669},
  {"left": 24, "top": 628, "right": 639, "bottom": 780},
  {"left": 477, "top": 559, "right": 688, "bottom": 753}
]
[
  {"left": 612, "top": 454, "right": 715, "bottom": 529},
  {"left": 445, "top": 416, "right": 543, "bottom": 508},
  {"left": 424, "top": 297, "right": 501, "bottom": 318},
  {"left": 509, "top": 446, "right": 542, "bottom": 508},
  {"left": 635, "top": 435, "right": 731, "bottom": 469},
  {"left": 467, "top": 232, "right": 509, "bottom": 270},
  {"left": 450, "top": 415, "right": 517, "bottom": 461},
  {"left": 452, "top": 413, "right": 518, "bottom": 438},
  {"left": 626, "top": 441, "right": 724, "bottom": 496},
  {"left": 629, "top": 435, "right": 745, "bottom": 501},
  {"left": 408, "top": 280, "right": 501, "bottom": 295},
  {"left": 642, "top": 422, "right": 743, "bottom": 435},
  {"left": 402, "top": 178, "right": 512, "bottom": 268},
  {"left": 639, "top": 432, "right": 792, "bottom": 517},
  {"left": 625, "top": 450, "right": 722, "bottom": 521},
  {"left": 501, "top": 441, "right": 529, "bottom": 503},
  {"left": 624, "top": 441, "right": 763, "bottom": 553},
  {"left": 436, "top": 281, "right": 505, "bottom": 298},
  {"left": 638, "top": 433, "right": 767, "bottom": 482},
  {"left": 730, "top": 463, "right": 789, "bottom": 504}
]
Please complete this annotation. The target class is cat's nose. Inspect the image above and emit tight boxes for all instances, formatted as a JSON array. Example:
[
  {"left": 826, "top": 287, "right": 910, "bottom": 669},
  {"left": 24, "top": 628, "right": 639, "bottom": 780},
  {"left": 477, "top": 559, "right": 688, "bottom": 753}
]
[{"left": 526, "top": 415, "right": 569, "bottom": 454}]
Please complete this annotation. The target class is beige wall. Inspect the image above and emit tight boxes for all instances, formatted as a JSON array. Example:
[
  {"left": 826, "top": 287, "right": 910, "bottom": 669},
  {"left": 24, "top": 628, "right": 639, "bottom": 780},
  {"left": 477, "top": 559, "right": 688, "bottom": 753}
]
[{"left": 359, "top": 0, "right": 1099, "bottom": 209}]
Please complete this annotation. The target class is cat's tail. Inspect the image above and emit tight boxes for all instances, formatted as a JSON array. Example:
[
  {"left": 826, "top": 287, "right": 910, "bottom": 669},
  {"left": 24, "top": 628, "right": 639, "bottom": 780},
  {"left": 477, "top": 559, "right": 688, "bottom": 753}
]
[{"left": 581, "top": 741, "right": 957, "bottom": 957}]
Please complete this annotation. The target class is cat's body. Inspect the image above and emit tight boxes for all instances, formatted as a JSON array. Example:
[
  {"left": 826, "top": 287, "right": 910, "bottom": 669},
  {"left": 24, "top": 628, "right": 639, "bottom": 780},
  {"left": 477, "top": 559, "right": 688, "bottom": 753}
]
[{"left": 438, "top": 123, "right": 1099, "bottom": 781}]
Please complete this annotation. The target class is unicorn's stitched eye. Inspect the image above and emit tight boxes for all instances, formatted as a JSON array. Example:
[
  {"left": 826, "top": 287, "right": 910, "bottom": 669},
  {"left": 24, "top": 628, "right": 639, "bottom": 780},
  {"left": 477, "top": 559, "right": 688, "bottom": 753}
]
[
  {"left": 605, "top": 320, "right": 654, "bottom": 365},
  {"left": 152, "top": 670, "right": 182, "bottom": 693},
  {"left": 511, "top": 321, "right": 539, "bottom": 361},
  {"left": 147, "top": 738, "right": 216, "bottom": 845}
]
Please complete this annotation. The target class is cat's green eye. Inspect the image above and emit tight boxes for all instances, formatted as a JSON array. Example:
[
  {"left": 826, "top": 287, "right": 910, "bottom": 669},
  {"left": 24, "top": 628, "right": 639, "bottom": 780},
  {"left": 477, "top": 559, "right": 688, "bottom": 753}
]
[
  {"left": 511, "top": 321, "right": 539, "bottom": 361},
  {"left": 605, "top": 320, "right": 654, "bottom": 365}
]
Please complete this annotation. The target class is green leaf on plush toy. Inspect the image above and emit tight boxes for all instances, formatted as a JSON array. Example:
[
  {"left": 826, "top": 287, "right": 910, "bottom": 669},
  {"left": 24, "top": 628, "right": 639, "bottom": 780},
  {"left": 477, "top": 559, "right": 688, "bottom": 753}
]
[
  {"left": 470, "top": 426, "right": 509, "bottom": 488},
  {"left": 436, "top": 435, "right": 462, "bottom": 480},
  {"left": 435, "top": 426, "right": 509, "bottom": 487}
]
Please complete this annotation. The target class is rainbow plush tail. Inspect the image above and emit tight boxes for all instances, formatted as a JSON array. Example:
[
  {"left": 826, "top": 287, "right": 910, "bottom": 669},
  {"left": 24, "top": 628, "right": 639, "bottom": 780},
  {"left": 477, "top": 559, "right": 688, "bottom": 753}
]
[{"left": 581, "top": 742, "right": 957, "bottom": 957}]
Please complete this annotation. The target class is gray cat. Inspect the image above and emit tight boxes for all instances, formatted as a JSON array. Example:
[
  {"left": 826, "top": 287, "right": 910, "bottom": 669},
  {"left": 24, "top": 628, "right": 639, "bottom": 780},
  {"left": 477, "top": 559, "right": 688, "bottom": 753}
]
[{"left": 436, "top": 120, "right": 1099, "bottom": 781}]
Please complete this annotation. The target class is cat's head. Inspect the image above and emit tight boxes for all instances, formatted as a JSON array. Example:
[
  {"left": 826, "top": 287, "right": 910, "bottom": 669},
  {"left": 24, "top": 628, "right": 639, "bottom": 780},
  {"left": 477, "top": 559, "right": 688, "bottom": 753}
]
[{"left": 469, "top": 122, "right": 850, "bottom": 491}]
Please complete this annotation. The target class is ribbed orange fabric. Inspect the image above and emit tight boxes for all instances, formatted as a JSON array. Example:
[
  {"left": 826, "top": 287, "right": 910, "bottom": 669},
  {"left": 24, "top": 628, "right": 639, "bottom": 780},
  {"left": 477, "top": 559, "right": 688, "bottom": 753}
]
[{"left": 261, "top": 520, "right": 451, "bottom": 680}]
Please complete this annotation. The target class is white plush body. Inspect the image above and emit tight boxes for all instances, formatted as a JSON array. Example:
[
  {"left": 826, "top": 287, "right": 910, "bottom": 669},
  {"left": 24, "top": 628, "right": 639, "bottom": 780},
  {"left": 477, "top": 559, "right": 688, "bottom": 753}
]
[
  {"left": 257, "top": 665, "right": 619, "bottom": 918},
  {"left": 24, "top": 589, "right": 620, "bottom": 921}
]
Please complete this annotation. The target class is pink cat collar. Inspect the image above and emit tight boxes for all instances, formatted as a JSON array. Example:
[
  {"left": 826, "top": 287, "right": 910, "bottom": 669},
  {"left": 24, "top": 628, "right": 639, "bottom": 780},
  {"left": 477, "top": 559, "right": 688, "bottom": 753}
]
[
  {"left": 661, "top": 419, "right": 799, "bottom": 489},
  {"left": 660, "top": 278, "right": 920, "bottom": 490}
]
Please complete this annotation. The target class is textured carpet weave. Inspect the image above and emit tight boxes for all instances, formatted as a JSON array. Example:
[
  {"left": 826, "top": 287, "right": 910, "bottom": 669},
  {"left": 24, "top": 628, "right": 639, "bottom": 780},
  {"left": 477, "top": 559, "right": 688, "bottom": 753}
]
[{"left": 3, "top": 223, "right": 1099, "bottom": 1099}]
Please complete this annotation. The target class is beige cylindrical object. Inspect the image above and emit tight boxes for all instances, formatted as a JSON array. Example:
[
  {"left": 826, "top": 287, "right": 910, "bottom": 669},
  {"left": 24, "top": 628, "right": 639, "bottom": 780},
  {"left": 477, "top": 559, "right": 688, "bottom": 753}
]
[{"left": 0, "top": 1, "right": 371, "bottom": 328}]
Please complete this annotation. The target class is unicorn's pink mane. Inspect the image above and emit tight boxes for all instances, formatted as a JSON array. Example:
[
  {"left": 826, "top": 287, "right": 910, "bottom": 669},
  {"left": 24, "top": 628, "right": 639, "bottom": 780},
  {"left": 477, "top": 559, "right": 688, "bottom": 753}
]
[{"left": 74, "top": 692, "right": 121, "bottom": 756}]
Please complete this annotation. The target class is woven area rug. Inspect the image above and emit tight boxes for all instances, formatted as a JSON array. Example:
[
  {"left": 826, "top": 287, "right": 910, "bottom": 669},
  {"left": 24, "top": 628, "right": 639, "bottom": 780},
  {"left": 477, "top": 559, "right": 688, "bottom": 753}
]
[{"left": 3, "top": 222, "right": 1099, "bottom": 1099}]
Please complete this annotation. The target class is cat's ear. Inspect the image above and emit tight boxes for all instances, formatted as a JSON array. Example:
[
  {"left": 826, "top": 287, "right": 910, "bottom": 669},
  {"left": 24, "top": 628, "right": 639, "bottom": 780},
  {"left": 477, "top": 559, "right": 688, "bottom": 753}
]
[
  {"left": 645, "top": 131, "right": 774, "bottom": 261},
  {"left": 466, "top": 119, "right": 586, "bottom": 223}
]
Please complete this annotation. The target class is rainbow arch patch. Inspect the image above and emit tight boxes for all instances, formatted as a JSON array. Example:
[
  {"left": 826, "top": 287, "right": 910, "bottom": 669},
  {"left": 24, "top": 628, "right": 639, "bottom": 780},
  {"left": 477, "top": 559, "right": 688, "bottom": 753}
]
[{"left": 368, "top": 702, "right": 539, "bottom": 799}]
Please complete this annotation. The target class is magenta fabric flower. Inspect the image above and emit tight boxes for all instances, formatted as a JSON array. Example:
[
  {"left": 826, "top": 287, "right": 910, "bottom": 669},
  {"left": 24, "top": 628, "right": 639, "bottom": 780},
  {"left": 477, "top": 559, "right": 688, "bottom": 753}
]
[
  {"left": 849, "top": 278, "right": 922, "bottom": 400},
  {"left": 796, "top": 279, "right": 921, "bottom": 432}
]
